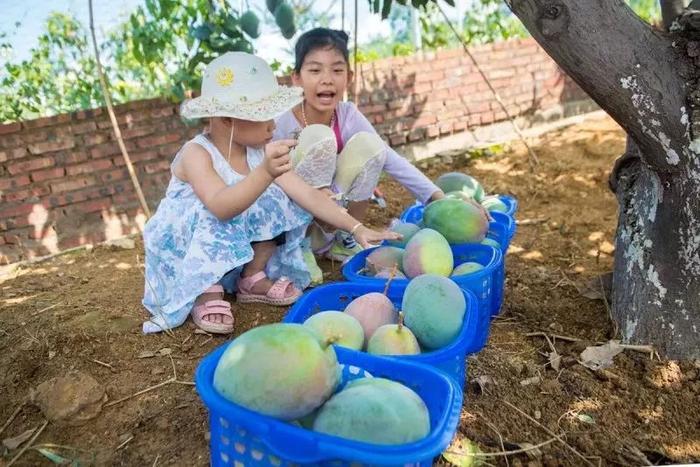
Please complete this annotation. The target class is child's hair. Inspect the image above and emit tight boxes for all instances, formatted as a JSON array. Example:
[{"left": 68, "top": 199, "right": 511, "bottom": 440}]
[{"left": 294, "top": 28, "right": 350, "bottom": 73}]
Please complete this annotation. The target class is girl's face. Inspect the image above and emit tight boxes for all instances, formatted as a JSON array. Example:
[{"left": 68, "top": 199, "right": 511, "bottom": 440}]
[{"left": 293, "top": 46, "right": 352, "bottom": 113}]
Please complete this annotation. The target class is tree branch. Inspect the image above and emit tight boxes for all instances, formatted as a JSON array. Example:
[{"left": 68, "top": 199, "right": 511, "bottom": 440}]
[
  {"left": 509, "top": 0, "right": 692, "bottom": 172},
  {"left": 88, "top": 0, "right": 152, "bottom": 218}
]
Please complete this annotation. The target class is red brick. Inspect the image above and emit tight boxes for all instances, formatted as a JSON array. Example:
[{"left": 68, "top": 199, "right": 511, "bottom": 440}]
[
  {"left": 71, "top": 121, "right": 97, "bottom": 134},
  {"left": 121, "top": 125, "right": 156, "bottom": 140},
  {"left": 480, "top": 112, "right": 496, "bottom": 125},
  {"left": 5, "top": 229, "right": 30, "bottom": 245},
  {"left": 22, "top": 114, "right": 68, "bottom": 129},
  {"left": 389, "top": 134, "right": 407, "bottom": 146},
  {"left": 66, "top": 159, "right": 113, "bottom": 176},
  {"left": 0, "top": 134, "right": 22, "bottom": 150},
  {"left": 426, "top": 125, "right": 440, "bottom": 138},
  {"left": 454, "top": 121, "right": 467, "bottom": 132},
  {"left": 150, "top": 106, "right": 174, "bottom": 118},
  {"left": 0, "top": 175, "right": 31, "bottom": 191},
  {"left": 413, "top": 115, "right": 437, "bottom": 127},
  {"left": 440, "top": 123, "right": 453, "bottom": 135},
  {"left": 411, "top": 83, "right": 432, "bottom": 94},
  {"left": 70, "top": 197, "right": 113, "bottom": 214},
  {"left": 96, "top": 119, "right": 114, "bottom": 130},
  {"left": 136, "top": 133, "right": 183, "bottom": 149},
  {"left": 50, "top": 176, "right": 96, "bottom": 193},
  {"left": 59, "top": 149, "right": 90, "bottom": 165},
  {"left": 112, "top": 193, "right": 139, "bottom": 206},
  {"left": 158, "top": 142, "right": 182, "bottom": 157},
  {"left": 99, "top": 168, "right": 128, "bottom": 183},
  {"left": 0, "top": 122, "right": 21, "bottom": 135},
  {"left": 4, "top": 215, "right": 31, "bottom": 229},
  {"left": 28, "top": 138, "right": 75, "bottom": 155},
  {"left": 0, "top": 202, "right": 35, "bottom": 219},
  {"left": 144, "top": 160, "right": 170, "bottom": 174},
  {"left": 415, "top": 70, "right": 444, "bottom": 83},
  {"left": 5, "top": 147, "right": 29, "bottom": 160},
  {"left": 83, "top": 132, "right": 111, "bottom": 146},
  {"left": 468, "top": 101, "right": 492, "bottom": 113},
  {"left": 7, "top": 156, "right": 55, "bottom": 175},
  {"left": 114, "top": 150, "right": 160, "bottom": 166},
  {"left": 362, "top": 104, "right": 387, "bottom": 114},
  {"left": 408, "top": 128, "right": 426, "bottom": 142},
  {"left": 90, "top": 143, "right": 120, "bottom": 159},
  {"left": 31, "top": 167, "right": 66, "bottom": 182},
  {"left": 1, "top": 189, "right": 31, "bottom": 203}
]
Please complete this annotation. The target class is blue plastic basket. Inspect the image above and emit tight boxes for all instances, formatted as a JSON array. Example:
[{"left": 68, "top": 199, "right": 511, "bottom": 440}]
[
  {"left": 490, "top": 211, "right": 517, "bottom": 243},
  {"left": 341, "top": 244, "right": 500, "bottom": 347},
  {"left": 196, "top": 343, "right": 463, "bottom": 466},
  {"left": 285, "top": 281, "right": 482, "bottom": 387},
  {"left": 399, "top": 194, "right": 518, "bottom": 224},
  {"left": 486, "top": 222, "right": 508, "bottom": 318}
]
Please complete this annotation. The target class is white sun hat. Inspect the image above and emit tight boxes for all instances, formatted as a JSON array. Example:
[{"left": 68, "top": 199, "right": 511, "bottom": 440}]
[{"left": 180, "top": 52, "right": 302, "bottom": 121}]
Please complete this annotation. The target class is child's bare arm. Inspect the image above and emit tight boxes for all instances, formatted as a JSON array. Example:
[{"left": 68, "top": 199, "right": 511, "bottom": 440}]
[{"left": 177, "top": 141, "right": 293, "bottom": 221}]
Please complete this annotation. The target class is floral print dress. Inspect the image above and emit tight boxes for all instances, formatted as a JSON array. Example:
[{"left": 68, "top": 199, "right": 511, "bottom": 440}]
[{"left": 141, "top": 134, "right": 312, "bottom": 333}]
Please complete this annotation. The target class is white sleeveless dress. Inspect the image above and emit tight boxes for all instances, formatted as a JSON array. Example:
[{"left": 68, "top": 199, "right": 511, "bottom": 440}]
[{"left": 141, "top": 134, "right": 312, "bottom": 333}]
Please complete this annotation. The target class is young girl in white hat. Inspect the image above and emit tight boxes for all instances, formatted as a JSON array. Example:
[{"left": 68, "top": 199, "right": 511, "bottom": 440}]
[{"left": 142, "top": 52, "right": 398, "bottom": 335}]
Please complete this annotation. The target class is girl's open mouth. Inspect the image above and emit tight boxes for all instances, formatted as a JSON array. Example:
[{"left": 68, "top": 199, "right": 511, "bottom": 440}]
[{"left": 316, "top": 91, "right": 336, "bottom": 105}]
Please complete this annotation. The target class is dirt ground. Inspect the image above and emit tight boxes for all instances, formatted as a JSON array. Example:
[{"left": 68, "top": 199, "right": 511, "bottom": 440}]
[{"left": 1, "top": 114, "right": 699, "bottom": 466}]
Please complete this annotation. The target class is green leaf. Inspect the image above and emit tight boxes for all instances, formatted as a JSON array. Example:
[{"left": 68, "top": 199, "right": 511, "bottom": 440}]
[
  {"left": 442, "top": 435, "right": 482, "bottom": 467},
  {"left": 36, "top": 448, "right": 72, "bottom": 464},
  {"left": 230, "top": 39, "right": 253, "bottom": 53},
  {"left": 576, "top": 413, "right": 596, "bottom": 424}
]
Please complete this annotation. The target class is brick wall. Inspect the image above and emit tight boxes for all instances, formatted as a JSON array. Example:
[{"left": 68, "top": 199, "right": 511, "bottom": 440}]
[{"left": 0, "top": 38, "right": 590, "bottom": 264}]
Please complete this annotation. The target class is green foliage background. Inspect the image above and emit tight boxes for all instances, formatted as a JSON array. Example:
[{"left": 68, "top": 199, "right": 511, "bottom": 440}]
[{"left": 0, "top": 0, "right": 663, "bottom": 123}]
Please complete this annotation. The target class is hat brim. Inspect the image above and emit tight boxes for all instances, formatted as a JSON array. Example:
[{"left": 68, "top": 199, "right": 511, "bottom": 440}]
[{"left": 180, "top": 85, "right": 303, "bottom": 121}]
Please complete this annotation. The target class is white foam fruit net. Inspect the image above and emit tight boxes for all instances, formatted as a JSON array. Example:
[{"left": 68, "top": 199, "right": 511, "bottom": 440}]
[
  {"left": 333, "top": 131, "right": 387, "bottom": 202},
  {"left": 291, "top": 124, "right": 338, "bottom": 188}
]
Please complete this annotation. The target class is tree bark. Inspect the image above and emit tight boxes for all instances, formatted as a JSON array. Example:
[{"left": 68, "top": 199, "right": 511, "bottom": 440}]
[
  {"left": 613, "top": 140, "right": 700, "bottom": 359},
  {"left": 508, "top": 0, "right": 700, "bottom": 358}
]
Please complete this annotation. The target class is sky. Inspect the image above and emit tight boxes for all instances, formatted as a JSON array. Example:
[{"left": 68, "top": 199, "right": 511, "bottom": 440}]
[{"left": 0, "top": 0, "right": 405, "bottom": 68}]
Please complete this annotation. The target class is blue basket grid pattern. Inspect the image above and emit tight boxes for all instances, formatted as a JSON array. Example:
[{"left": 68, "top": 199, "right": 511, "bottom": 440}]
[{"left": 196, "top": 344, "right": 463, "bottom": 466}]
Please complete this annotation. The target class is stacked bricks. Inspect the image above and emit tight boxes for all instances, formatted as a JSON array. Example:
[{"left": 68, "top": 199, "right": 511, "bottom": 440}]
[{"left": 0, "top": 38, "right": 590, "bottom": 264}]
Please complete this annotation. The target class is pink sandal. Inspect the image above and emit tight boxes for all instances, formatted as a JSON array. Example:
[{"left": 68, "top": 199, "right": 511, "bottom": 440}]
[
  {"left": 191, "top": 285, "right": 234, "bottom": 334},
  {"left": 236, "top": 271, "right": 302, "bottom": 306}
]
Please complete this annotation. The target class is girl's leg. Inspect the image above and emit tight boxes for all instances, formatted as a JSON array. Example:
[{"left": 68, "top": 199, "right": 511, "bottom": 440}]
[{"left": 241, "top": 240, "right": 277, "bottom": 294}]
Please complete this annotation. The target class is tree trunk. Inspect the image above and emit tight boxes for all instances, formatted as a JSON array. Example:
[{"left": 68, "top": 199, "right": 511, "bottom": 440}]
[
  {"left": 613, "top": 140, "right": 700, "bottom": 359},
  {"left": 508, "top": 0, "right": 700, "bottom": 358}
]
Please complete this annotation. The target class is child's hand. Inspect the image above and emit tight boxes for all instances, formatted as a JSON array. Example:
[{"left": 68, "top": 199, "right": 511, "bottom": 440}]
[
  {"left": 263, "top": 139, "right": 296, "bottom": 178},
  {"left": 352, "top": 224, "right": 402, "bottom": 249}
]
